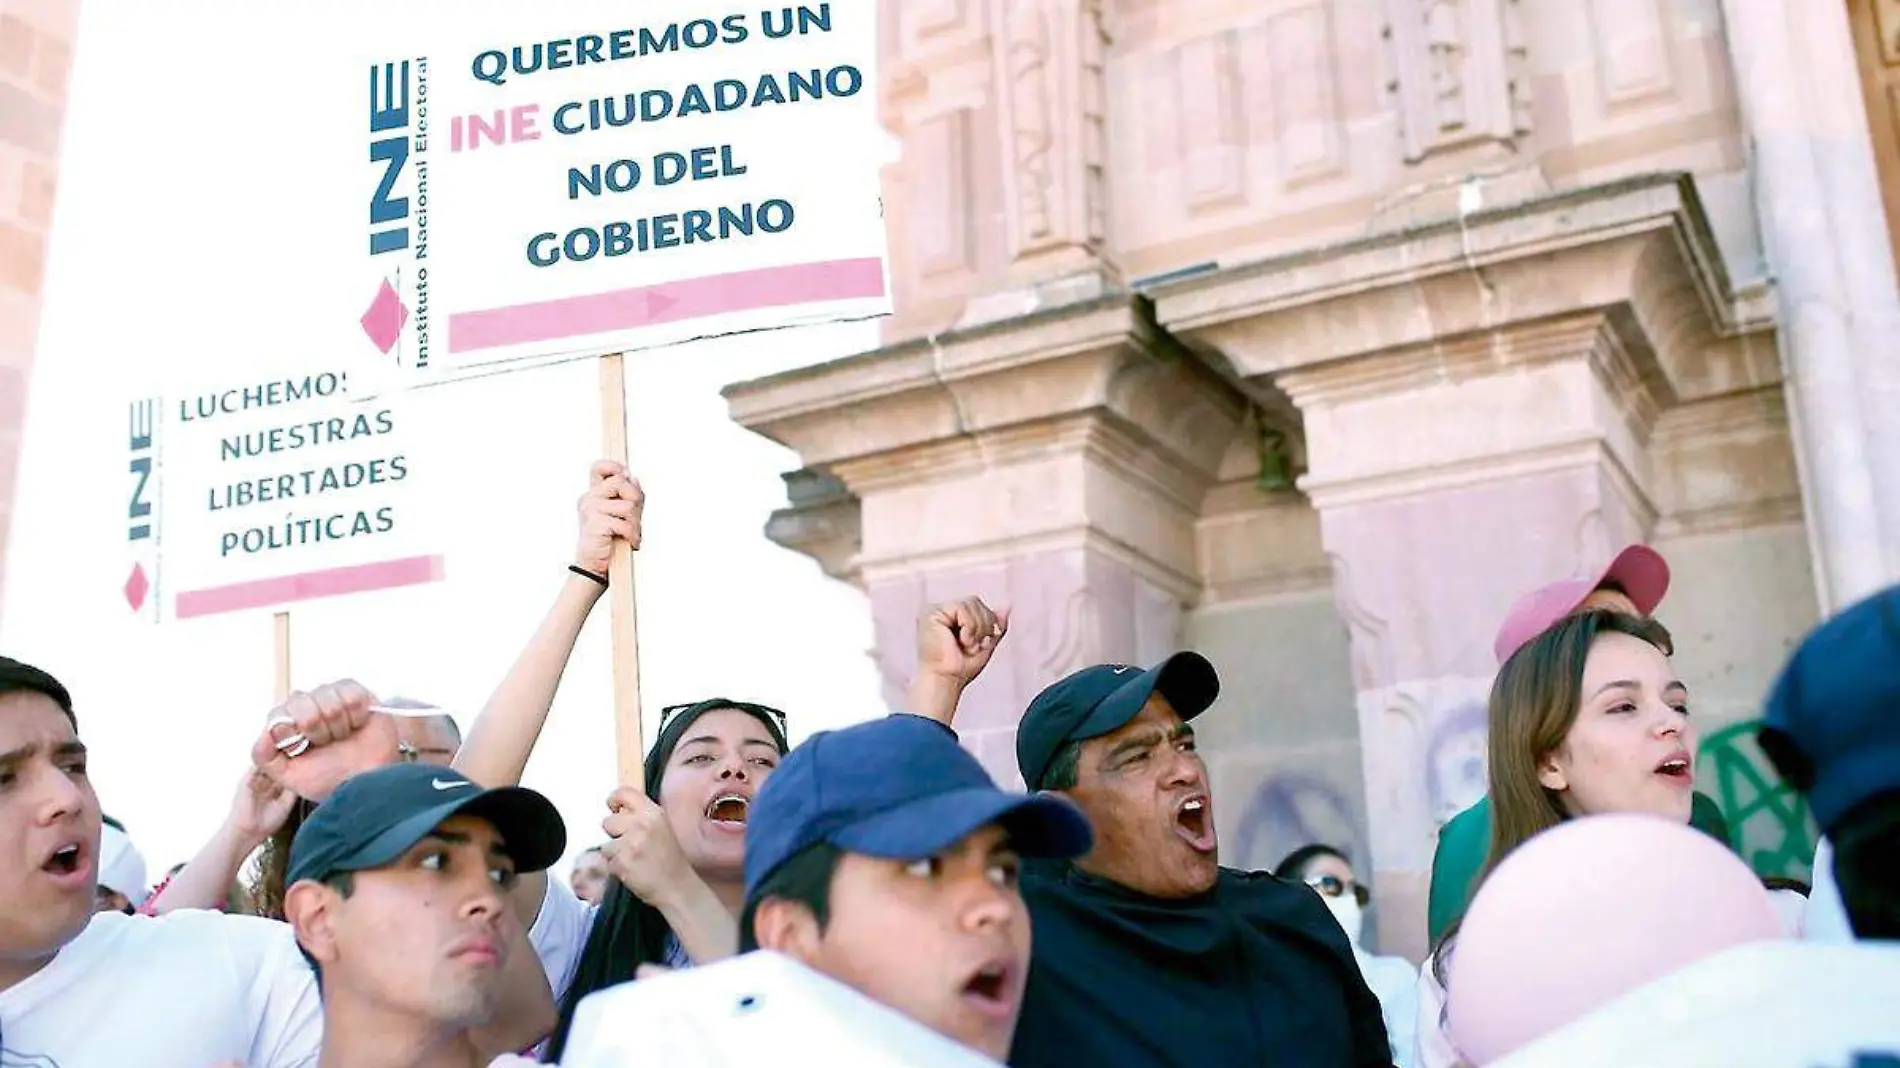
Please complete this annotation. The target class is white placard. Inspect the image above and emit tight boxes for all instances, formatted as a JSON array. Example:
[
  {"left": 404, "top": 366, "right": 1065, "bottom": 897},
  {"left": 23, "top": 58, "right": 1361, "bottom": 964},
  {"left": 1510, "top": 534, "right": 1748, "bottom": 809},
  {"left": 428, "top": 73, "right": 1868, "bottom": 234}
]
[
  {"left": 1493, "top": 942, "right": 1900, "bottom": 1067},
  {"left": 560, "top": 951, "right": 1000, "bottom": 1067},
  {"left": 122, "top": 367, "right": 442, "bottom": 623},
  {"left": 352, "top": 3, "right": 889, "bottom": 378}
]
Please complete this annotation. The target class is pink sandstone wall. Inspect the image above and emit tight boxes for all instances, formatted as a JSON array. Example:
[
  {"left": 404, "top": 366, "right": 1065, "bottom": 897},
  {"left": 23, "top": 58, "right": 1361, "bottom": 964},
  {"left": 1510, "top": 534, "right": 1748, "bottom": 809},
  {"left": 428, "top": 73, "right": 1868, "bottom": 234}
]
[{"left": 0, "top": 0, "right": 79, "bottom": 606}]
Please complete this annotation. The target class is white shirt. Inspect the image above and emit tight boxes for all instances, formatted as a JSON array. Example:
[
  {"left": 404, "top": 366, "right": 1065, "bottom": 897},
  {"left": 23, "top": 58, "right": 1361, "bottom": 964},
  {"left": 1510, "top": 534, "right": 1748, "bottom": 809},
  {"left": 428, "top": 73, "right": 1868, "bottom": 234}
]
[
  {"left": 1354, "top": 946, "right": 1420, "bottom": 1068},
  {"left": 0, "top": 909, "right": 321, "bottom": 1068},
  {"left": 528, "top": 875, "right": 598, "bottom": 1006}
]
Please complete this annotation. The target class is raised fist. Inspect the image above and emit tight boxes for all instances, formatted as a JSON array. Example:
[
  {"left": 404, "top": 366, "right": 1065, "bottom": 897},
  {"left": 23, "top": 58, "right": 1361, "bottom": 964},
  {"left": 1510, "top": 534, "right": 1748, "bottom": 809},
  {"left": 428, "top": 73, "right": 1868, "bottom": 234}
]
[{"left": 915, "top": 596, "right": 1009, "bottom": 689}]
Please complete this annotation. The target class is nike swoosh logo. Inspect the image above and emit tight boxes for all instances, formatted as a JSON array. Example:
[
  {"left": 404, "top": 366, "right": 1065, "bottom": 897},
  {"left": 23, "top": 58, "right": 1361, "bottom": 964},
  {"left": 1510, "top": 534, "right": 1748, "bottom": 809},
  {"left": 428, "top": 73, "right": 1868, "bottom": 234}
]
[
  {"left": 1112, "top": 666, "right": 1134, "bottom": 675},
  {"left": 432, "top": 779, "right": 474, "bottom": 791}
]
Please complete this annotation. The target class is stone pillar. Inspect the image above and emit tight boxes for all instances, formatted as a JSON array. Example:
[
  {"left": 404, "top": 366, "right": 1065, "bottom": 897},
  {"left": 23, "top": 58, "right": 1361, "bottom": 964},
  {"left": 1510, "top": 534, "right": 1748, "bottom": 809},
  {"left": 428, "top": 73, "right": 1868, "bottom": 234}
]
[
  {"left": 1282, "top": 328, "right": 1659, "bottom": 960},
  {"left": 726, "top": 297, "right": 1244, "bottom": 784},
  {"left": 0, "top": 0, "right": 80, "bottom": 608},
  {"left": 1150, "top": 173, "right": 1774, "bottom": 960},
  {"left": 1719, "top": 0, "right": 1900, "bottom": 610}
]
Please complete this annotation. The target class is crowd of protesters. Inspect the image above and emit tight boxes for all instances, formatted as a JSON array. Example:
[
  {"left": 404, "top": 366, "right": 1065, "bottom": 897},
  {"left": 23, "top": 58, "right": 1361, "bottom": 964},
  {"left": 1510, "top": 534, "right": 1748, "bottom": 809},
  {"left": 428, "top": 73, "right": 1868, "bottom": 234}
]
[{"left": 1, "top": 460, "right": 1894, "bottom": 1067}]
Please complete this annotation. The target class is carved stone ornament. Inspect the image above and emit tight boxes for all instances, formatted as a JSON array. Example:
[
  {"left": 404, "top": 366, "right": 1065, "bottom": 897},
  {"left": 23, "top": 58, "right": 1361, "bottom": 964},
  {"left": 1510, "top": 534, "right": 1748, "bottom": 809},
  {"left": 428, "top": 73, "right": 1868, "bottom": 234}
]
[
  {"left": 1005, "top": 0, "right": 1056, "bottom": 243},
  {"left": 1383, "top": 0, "right": 1530, "bottom": 161},
  {"left": 992, "top": 0, "right": 1111, "bottom": 269}
]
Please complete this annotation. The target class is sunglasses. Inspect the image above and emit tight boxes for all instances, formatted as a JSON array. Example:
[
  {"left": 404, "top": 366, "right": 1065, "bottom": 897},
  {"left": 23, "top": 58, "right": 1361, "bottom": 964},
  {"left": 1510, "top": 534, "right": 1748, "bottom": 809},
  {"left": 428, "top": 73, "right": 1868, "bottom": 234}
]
[
  {"left": 1307, "top": 874, "right": 1371, "bottom": 907},
  {"left": 658, "top": 699, "right": 788, "bottom": 740}
]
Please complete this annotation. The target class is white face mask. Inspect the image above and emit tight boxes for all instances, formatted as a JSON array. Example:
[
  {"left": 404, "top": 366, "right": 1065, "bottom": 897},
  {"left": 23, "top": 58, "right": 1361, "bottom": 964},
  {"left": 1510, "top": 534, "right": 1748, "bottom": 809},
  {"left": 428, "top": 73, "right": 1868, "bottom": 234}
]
[{"left": 1319, "top": 889, "right": 1364, "bottom": 945}]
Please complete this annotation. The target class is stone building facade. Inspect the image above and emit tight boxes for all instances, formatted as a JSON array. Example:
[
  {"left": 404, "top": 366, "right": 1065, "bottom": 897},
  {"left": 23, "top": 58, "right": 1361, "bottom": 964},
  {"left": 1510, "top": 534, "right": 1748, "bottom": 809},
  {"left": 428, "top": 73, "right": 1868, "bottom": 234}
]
[
  {"left": 726, "top": 0, "right": 1900, "bottom": 960},
  {"left": 0, "top": 0, "right": 78, "bottom": 607}
]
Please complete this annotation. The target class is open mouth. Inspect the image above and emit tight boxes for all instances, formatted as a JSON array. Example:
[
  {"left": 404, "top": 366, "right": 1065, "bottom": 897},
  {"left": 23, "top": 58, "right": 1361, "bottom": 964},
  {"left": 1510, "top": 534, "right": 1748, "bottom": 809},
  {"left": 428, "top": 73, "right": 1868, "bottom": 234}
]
[
  {"left": 41, "top": 840, "right": 89, "bottom": 886},
  {"left": 959, "top": 961, "right": 1014, "bottom": 1018},
  {"left": 704, "top": 793, "right": 750, "bottom": 828},
  {"left": 1173, "top": 795, "right": 1216, "bottom": 853},
  {"left": 1654, "top": 754, "right": 1693, "bottom": 785}
]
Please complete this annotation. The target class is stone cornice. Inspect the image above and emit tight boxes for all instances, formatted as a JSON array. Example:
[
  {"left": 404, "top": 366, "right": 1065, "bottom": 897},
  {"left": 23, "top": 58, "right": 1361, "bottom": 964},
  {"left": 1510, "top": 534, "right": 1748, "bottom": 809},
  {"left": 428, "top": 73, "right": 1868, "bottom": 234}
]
[
  {"left": 1272, "top": 310, "right": 1654, "bottom": 416},
  {"left": 762, "top": 469, "right": 863, "bottom": 586},
  {"left": 856, "top": 523, "right": 1205, "bottom": 605},
  {"left": 1297, "top": 436, "right": 1656, "bottom": 523},
  {"left": 1146, "top": 172, "right": 1775, "bottom": 404},
  {"left": 723, "top": 296, "right": 1246, "bottom": 494}
]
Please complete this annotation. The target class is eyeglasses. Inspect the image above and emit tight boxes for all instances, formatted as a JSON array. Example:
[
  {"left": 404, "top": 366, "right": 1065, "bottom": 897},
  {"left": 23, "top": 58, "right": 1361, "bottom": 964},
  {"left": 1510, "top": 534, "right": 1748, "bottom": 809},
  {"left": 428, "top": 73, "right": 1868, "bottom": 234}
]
[
  {"left": 658, "top": 699, "right": 788, "bottom": 740},
  {"left": 1307, "top": 874, "right": 1371, "bottom": 906}
]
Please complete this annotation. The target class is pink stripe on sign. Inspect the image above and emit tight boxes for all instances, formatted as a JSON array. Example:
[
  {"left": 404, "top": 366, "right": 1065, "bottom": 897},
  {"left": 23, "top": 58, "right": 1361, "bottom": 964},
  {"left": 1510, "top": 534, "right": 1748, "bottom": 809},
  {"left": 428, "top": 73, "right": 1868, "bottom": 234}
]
[
  {"left": 175, "top": 555, "right": 444, "bottom": 620},
  {"left": 448, "top": 257, "right": 887, "bottom": 354}
]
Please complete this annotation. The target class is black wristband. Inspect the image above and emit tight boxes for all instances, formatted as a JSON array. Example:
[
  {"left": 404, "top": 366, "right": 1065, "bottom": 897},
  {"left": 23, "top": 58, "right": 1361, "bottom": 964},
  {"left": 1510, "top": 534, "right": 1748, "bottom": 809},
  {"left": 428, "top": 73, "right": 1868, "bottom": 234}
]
[{"left": 569, "top": 564, "right": 609, "bottom": 587}]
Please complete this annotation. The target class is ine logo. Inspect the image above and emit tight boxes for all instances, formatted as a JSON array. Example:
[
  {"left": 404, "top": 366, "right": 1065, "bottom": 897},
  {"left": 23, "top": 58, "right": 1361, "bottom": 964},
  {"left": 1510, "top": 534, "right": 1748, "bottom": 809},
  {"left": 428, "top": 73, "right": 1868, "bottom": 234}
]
[
  {"left": 127, "top": 400, "right": 155, "bottom": 542},
  {"left": 369, "top": 60, "right": 412, "bottom": 255}
]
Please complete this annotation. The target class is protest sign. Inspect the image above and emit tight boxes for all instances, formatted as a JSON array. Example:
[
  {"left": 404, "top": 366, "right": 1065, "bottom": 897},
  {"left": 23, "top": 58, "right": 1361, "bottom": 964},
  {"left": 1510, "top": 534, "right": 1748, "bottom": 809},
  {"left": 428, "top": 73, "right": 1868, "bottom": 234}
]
[
  {"left": 355, "top": 3, "right": 890, "bottom": 377},
  {"left": 1493, "top": 942, "right": 1900, "bottom": 1067},
  {"left": 561, "top": 951, "right": 999, "bottom": 1067},
  {"left": 122, "top": 368, "right": 442, "bottom": 624}
]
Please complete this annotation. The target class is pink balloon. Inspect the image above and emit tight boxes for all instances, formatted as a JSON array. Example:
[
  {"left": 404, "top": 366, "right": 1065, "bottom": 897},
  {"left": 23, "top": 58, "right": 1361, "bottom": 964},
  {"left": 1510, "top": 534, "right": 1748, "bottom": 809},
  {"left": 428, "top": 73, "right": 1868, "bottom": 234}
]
[{"left": 1446, "top": 813, "right": 1780, "bottom": 1064}]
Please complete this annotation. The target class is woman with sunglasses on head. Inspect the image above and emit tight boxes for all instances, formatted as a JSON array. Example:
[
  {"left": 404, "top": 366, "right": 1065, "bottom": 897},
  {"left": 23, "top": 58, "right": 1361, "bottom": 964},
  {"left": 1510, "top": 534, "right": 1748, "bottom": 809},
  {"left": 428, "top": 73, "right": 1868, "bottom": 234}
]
[
  {"left": 1277, "top": 845, "right": 1419, "bottom": 1067},
  {"left": 433, "top": 461, "right": 799, "bottom": 1060},
  {"left": 540, "top": 695, "right": 791, "bottom": 1058}
]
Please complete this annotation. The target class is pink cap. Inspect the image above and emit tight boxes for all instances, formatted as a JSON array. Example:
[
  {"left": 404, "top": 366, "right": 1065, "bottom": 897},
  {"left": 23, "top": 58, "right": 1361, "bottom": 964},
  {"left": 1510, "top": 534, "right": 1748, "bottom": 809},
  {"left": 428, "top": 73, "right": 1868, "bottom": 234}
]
[{"left": 1492, "top": 544, "right": 1671, "bottom": 664}]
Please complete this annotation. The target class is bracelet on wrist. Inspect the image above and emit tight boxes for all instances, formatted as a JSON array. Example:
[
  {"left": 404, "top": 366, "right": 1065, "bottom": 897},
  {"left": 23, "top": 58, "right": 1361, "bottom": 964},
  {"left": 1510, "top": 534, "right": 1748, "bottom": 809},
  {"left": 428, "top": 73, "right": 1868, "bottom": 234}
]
[{"left": 569, "top": 564, "right": 609, "bottom": 587}]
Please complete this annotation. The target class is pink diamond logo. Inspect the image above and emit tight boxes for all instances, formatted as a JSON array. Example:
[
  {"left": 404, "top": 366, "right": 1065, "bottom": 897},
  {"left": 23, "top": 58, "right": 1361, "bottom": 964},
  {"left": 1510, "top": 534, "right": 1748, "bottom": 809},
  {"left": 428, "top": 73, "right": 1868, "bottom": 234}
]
[
  {"left": 360, "top": 280, "right": 409, "bottom": 354},
  {"left": 124, "top": 563, "right": 149, "bottom": 612}
]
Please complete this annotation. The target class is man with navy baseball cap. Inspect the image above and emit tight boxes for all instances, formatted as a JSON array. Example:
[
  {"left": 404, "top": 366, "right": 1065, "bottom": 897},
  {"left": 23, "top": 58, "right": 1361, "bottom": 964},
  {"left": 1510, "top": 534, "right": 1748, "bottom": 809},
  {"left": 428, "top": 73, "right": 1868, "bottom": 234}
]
[
  {"left": 1007, "top": 653, "right": 1393, "bottom": 1067},
  {"left": 284, "top": 762, "right": 567, "bottom": 1068},
  {"left": 1760, "top": 583, "right": 1900, "bottom": 942},
  {"left": 740, "top": 714, "right": 1092, "bottom": 1064}
]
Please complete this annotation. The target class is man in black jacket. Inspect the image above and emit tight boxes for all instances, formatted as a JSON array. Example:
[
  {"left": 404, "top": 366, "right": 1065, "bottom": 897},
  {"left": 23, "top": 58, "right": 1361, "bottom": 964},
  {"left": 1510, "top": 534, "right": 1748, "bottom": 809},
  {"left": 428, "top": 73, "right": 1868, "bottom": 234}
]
[{"left": 1007, "top": 654, "right": 1394, "bottom": 1068}]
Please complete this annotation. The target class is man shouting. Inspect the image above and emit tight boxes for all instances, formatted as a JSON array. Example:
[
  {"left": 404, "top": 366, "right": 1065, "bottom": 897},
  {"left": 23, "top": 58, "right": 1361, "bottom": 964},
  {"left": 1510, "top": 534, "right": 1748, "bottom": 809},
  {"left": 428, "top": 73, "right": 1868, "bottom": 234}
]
[
  {"left": 0, "top": 656, "right": 322, "bottom": 1066},
  {"left": 907, "top": 600, "right": 1393, "bottom": 1067}
]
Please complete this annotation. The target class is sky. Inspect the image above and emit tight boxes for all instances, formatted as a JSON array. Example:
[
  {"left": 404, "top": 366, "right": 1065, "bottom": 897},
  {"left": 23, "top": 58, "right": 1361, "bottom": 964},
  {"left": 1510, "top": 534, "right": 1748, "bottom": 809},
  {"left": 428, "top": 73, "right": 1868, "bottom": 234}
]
[{"left": 0, "top": 3, "right": 894, "bottom": 876}]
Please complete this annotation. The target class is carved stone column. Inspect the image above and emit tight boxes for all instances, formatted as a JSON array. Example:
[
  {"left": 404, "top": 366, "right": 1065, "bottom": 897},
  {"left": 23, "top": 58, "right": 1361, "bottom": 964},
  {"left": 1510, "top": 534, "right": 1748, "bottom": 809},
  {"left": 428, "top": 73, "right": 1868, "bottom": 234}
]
[
  {"left": 727, "top": 297, "right": 1244, "bottom": 783},
  {"left": 1719, "top": 0, "right": 1900, "bottom": 609}
]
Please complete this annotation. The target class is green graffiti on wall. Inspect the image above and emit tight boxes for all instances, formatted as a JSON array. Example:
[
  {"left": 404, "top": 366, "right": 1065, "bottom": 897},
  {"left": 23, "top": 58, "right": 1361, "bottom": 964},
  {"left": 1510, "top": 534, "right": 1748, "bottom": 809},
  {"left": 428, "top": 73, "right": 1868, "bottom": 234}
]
[{"left": 1698, "top": 719, "right": 1816, "bottom": 881}]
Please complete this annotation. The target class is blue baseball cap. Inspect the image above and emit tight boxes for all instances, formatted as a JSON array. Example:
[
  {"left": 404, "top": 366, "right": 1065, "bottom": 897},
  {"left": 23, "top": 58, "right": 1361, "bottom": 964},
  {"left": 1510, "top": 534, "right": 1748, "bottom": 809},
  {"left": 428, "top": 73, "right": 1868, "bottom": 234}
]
[
  {"left": 1016, "top": 653, "right": 1220, "bottom": 790},
  {"left": 743, "top": 715, "right": 1094, "bottom": 894},
  {"left": 288, "top": 763, "right": 566, "bottom": 885},
  {"left": 1759, "top": 584, "right": 1900, "bottom": 833}
]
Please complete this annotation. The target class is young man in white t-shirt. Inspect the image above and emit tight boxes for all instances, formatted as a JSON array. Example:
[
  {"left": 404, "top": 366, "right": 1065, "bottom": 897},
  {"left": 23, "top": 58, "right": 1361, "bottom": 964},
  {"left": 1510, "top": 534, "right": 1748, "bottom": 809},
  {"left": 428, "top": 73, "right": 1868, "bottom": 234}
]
[
  {"left": 0, "top": 656, "right": 324, "bottom": 1067},
  {"left": 282, "top": 760, "right": 568, "bottom": 1068}
]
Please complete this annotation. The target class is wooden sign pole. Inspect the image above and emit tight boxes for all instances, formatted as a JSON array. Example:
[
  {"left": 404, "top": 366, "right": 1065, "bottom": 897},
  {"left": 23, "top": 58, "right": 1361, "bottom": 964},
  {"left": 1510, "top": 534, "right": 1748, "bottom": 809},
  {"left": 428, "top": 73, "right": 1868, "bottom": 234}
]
[
  {"left": 599, "top": 353, "right": 646, "bottom": 791},
  {"left": 272, "top": 611, "right": 292, "bottom": 704}
]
